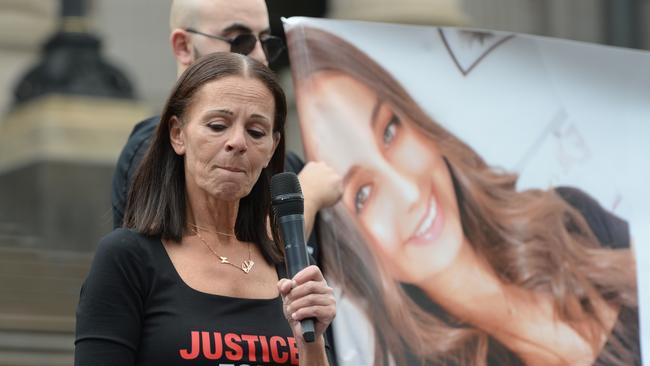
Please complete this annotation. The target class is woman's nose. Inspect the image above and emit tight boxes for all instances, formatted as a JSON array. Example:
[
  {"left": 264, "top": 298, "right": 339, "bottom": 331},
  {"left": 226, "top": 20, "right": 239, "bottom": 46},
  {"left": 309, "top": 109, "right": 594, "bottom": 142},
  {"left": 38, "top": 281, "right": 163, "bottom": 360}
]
[
  {"left": 225, "top": 126, "right": 248, "bottom": 154},
  {"left": 367, "top": 165, "right": 420, "bottom": 251}
]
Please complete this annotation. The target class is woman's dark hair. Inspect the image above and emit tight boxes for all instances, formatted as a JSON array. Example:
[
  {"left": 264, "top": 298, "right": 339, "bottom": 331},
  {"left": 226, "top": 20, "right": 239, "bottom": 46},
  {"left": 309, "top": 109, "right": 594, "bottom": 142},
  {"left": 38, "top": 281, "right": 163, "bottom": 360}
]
[
  {"left": 288, "top": 27, "right": 638, "bottom": 366},
  {"left": 123, "top": 52, "right": 287, "bottom": 264}
]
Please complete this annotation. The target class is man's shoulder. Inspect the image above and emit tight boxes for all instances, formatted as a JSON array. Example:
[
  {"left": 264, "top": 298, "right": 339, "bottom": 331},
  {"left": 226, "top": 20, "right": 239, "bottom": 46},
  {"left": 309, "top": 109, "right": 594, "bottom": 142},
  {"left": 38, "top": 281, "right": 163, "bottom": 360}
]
[
  {"left": 284, "top": 151, "right": 305, "bottom": 174},
  {"left": 116, "top": 115, "right": 160, "bottom": 171},
  {"left": 128, "top": 115, "right": 160, "bottom": 141}
]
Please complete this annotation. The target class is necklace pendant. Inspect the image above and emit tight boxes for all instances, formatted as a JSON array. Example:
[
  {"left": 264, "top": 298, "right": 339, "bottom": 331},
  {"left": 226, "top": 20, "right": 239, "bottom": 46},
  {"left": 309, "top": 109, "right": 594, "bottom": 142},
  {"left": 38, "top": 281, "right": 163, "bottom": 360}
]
[
  {"left": 219, "top": 256, "right": 230, "bottom": 264},
  {"left": 241, "top": 260, "right": 255, "bottom": 274}
]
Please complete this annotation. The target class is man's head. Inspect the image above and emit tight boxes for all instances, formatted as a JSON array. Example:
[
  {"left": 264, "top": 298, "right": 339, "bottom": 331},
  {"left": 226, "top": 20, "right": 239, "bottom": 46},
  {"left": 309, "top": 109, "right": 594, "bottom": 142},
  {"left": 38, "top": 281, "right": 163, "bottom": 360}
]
[{"left": 169, "top": 0, "right": 271, "bottom": 76}]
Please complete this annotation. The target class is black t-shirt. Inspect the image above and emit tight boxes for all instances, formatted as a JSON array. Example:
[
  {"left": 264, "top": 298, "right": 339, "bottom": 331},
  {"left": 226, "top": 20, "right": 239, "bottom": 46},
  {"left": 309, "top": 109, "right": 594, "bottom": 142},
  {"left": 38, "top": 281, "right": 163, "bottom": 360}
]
[
  {"left": 75, "top": 229, "right": 299, "bottom": 366},
  {"left": 106, "top": 117, "right": 335, "bottom": 365}
]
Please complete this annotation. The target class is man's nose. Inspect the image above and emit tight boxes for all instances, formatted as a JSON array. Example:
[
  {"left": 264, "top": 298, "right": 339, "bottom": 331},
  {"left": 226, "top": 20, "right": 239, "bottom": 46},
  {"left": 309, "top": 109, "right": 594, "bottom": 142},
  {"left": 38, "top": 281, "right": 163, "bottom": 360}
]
[{"left": 249, "top": 39, "right": 267, "bottom": 66}]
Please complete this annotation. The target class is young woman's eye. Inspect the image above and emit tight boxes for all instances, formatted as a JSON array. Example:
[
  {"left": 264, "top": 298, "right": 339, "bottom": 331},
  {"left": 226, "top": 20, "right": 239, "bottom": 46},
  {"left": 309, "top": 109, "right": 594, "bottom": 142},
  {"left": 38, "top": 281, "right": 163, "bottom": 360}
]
[
  {"left": 354, "top": 184, "right": 372, "bottom": 214},
  {"left": 247, "top": 129, "right": 266, "bottom": 139},
  {"left": 383, "top": 113, "right": 400, "bottom": 146}
]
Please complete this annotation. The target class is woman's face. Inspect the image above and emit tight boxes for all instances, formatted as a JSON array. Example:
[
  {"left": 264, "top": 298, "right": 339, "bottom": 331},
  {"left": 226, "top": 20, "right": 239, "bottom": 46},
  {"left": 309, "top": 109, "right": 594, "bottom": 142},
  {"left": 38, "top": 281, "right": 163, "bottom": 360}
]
[
  {"left": 297, "top": 72, "right": 464, "bottom": 283},
  {"left": 170, "top": 76, "right": 279, "bottom": 201}
]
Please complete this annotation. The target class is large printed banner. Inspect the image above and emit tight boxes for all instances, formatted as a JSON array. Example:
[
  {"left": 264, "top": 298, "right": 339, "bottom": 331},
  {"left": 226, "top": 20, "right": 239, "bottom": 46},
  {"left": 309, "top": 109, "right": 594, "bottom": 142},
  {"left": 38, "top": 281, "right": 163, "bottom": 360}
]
[{"left": 284, "top": 17, "right": 650, "bottom": 366}]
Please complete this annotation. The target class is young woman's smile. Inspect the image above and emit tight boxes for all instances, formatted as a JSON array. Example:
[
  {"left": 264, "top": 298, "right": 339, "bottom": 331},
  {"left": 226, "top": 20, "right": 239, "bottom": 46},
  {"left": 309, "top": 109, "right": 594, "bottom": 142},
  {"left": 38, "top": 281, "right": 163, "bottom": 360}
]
[{"left": 298, "top": 71, "right": 464, "bottom": 283}]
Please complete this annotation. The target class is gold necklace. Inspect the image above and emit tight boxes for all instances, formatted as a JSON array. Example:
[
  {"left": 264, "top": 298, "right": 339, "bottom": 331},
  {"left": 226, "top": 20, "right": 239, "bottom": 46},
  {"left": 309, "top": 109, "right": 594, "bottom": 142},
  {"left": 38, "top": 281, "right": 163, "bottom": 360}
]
[
  {"left": 192, "top": 226, "right": 254, "bottom": 274},
  {"left": 190, "top": 223, "right": 236, "bottom": 237}
]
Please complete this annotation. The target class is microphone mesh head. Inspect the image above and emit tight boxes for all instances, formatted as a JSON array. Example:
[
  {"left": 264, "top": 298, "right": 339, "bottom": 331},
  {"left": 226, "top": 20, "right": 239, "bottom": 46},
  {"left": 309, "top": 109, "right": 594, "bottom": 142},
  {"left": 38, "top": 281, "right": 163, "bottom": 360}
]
[
  {"left": 271, "top": 172, "right": 303, "bottom": 197},
  {"left": 270, "top": 172, "right": 304, "bottom": 216}
]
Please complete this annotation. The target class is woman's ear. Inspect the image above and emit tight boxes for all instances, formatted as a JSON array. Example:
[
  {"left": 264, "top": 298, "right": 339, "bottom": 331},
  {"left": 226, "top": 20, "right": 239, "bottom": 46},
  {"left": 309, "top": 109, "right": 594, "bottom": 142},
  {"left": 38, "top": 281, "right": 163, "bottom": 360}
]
[
  {"left": 272, "top": 131, "right": 281, "bottom": 153},
  {"left": 169, "top": 116, "right": 186, "bottom": 155},
  {"left": 265, "top": 132, "right": 281, "bottom": 167}
]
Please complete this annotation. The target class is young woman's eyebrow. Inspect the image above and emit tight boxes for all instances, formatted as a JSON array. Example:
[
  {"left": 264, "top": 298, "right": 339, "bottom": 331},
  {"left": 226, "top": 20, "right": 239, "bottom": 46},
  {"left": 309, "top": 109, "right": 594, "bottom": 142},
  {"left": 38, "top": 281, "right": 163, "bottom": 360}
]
[
  {"left": 343, "top": 165, "right": 361, "bottom": 187},
  {"left": 369, "top": 98, "right": 382, "bottom": 130}
]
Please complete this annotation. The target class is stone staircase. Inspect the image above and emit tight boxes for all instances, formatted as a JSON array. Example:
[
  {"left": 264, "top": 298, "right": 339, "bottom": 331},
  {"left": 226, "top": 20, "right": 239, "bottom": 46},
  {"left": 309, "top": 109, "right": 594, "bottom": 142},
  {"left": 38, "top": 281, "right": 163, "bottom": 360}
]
[{"left": 0, "top": 245, "right": 92, "bottom": 366}]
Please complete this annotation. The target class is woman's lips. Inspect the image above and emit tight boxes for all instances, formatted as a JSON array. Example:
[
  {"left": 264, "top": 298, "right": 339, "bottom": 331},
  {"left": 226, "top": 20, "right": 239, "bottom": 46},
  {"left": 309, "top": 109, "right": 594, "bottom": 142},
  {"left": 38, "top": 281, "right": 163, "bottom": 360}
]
[
  {"left": 407, "top": 191, "right": 444, "bottom": 246},
  {"left": 218, "top": 166, "right": 246, "bottom": 173}
]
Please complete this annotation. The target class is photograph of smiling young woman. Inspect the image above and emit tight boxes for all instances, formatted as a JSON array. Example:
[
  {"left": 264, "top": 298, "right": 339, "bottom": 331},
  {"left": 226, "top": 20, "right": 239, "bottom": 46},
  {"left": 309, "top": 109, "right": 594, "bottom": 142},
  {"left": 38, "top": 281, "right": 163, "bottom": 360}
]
[{"left": 286, "top": 27, "right": 640, "bottom": 366}]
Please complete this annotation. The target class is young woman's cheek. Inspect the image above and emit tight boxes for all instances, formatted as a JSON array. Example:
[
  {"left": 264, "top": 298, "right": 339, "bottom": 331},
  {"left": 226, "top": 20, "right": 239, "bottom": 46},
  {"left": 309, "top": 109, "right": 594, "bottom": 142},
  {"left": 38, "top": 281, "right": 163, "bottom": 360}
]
[
  {"left": 391, "top": 133, "right": 436, "bottom": 178},
  {"left": 362, "top": 198, "right": 401, "bottom": 256}
]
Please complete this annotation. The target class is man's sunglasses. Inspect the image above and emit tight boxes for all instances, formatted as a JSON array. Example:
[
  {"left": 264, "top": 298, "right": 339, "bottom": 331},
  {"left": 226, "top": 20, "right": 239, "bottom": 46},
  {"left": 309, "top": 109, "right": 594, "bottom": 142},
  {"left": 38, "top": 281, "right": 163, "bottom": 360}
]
[{"left": 185, "top": 28, "right": 285, "bottom": 64}]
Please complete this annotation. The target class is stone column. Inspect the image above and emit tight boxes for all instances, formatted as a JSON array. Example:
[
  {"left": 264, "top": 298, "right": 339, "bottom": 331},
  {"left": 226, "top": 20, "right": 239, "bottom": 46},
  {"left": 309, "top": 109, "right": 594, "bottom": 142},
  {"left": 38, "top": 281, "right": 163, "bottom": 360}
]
[
  {"left": 0, "top": 1, "right": 149, "bottom": 364},
  {"left": 0, "top": 0, "right": 57, "bottom": 115},
  {"left": 0, "top": 96, "right": 149, "bottom": 251}
]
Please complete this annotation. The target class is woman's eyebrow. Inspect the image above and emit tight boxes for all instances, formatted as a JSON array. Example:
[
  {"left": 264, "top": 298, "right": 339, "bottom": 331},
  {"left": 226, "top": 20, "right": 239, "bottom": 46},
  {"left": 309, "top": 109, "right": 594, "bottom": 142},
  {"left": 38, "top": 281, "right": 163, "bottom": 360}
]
[
  {"left": 343, "top": 165, "right": 361, "bottom": 187},
  {"left": 370, "top": 98, "right": 382, "bottom": 130},
  {"left": 250, "top": 113, "right": 271, "bottom": 125},
  {"left": 250, "top": 113, "right": 269, "bottom": 120},
  {"left": 204, "top": 109, "right": 233, "bottom": 118}
]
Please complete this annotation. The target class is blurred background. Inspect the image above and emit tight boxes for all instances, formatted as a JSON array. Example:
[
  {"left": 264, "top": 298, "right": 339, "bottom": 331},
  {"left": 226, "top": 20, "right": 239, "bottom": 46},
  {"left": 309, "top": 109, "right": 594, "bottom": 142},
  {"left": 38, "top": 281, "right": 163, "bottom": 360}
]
[{"left": 0, "top": 0, "right": 648, "bottom": 364}]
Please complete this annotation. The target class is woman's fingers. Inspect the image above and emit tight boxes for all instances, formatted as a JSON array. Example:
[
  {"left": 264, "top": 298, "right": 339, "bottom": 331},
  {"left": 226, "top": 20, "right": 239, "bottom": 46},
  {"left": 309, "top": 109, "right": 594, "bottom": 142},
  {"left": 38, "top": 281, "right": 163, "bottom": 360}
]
[
  {"left": 291, "top": 304, "right": 336, "bottom": 323},
  {"left": 293, "top": 265, "right": 324, "bottom": 284},
  {"left": 277, "top": 265, "right": 337, "bottom": 338},
  {"left": 285, "top": 280, "right": 333, "bottom": 301},
  {"left": 277, "top": 278, "right": 295, "bottom": 297},
  {"left": 286, "top": 293, "right": 334, "bottom": 316}
]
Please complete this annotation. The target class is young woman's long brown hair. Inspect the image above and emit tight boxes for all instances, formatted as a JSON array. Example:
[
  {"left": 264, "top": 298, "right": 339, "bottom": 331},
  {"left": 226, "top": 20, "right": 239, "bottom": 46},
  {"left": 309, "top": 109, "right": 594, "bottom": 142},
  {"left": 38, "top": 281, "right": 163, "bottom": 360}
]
[{"left": 288, "top": 26, "right": 638, "bottom": 366}]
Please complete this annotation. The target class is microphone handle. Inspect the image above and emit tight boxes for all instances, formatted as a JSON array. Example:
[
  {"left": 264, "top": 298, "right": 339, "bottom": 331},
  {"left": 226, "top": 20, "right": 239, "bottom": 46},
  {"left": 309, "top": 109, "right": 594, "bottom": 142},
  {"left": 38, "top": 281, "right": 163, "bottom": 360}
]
[{"left": 279, "top": 214, "right": 316, "bottom": 343}]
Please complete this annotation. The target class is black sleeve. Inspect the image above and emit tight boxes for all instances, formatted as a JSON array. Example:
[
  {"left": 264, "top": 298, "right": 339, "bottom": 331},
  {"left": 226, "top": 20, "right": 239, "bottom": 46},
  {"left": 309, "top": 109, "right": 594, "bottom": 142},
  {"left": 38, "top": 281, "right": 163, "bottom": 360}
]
[
  {"left": 284, "top": 151, "right": 306, "bottom": 174},
  {"left": 111, "top": 117, "right": 159, "bottom": 229},
  {"left": 555, "top": 186, "right": 630, "bottom": 249},
  {"left": 75, "top": 229, "right": 150, "bottom": 366}
]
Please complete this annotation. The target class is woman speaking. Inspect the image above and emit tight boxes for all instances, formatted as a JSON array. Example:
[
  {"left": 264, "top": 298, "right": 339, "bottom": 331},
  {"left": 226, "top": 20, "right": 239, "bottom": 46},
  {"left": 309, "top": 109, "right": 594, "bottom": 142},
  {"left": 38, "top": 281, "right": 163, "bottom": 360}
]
[{"left": 75, "top": 52, "right": 336, "bottom": 366}]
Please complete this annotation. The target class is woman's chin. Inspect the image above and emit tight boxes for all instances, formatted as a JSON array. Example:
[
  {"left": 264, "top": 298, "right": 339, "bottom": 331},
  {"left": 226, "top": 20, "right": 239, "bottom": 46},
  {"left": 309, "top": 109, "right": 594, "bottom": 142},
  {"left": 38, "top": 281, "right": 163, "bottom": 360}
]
[
  {"left": 208, "top": 186, "right": 250, "bottom": 201},
  {"left": 397, "top": 238, "right": 463, "bottom": 283}
]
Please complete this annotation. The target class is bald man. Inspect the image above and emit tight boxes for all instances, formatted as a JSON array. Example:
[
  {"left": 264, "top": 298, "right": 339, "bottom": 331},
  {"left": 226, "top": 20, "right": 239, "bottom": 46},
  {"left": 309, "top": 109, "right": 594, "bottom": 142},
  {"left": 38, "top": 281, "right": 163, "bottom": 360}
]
[
  {"left": 111, "top": 0, "right": 342, "bottom": 244},
  {"left": 169, "top": 0, "right": 271, "bottom": 71}
]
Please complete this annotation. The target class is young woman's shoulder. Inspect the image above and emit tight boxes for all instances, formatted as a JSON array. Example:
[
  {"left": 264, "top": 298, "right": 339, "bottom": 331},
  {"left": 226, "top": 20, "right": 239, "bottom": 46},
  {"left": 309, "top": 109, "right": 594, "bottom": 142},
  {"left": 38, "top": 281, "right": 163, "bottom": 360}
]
[{"left": 555, "top": 186, "right": 629, "bottom": 248}]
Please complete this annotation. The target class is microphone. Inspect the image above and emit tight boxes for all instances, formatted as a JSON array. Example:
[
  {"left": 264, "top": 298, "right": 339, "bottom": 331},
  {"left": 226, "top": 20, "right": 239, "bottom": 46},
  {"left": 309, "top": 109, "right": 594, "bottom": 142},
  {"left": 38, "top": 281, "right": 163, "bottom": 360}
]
[{"left": 270, "top": 172, "right": 316, "bottom": 343}]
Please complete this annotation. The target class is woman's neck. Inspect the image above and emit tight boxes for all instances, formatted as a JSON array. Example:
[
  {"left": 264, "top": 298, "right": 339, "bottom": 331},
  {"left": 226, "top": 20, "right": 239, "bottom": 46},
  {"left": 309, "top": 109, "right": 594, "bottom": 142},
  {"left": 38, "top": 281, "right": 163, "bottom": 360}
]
[
  {"left": 417, "top": 240, "right": 512, "bottom": 329},
  {"left": 417, "top": 240, "right": 601, "bottom": 366},
  {"left": 185, "top": 188, "right": 239, "bottom": 237}
]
